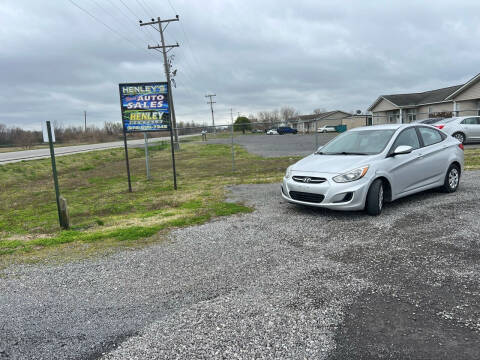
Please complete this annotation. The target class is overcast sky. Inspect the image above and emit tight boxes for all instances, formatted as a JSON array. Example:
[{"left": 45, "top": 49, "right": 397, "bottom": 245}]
[{"left": 1, "top": 0, "right": 480, "bottom": 129}]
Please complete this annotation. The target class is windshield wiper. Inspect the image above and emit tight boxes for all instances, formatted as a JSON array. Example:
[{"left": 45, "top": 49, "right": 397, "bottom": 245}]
[{"left": 327, "top": 151, "right": 369, "bottom": 155}]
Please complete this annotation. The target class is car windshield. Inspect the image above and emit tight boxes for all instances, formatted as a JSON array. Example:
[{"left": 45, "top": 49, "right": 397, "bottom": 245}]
[{"left": 317, "top": 129, "right": 396, "bottom": 155}]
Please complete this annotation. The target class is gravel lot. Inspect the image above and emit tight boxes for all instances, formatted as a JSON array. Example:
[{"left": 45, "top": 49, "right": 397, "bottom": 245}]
[{"left": 1, "top": 169, "right": 480, "bottom": 359}]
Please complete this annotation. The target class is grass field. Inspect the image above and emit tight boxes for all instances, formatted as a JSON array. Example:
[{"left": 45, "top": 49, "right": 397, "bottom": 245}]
[
  {"left": 0, "top": 140, "right": 299, "bottom": 267},
  {"left": 465, "top": 148, "right": 480, "bottom": 170},
  {"left": 1, "top": 142, "right": 479, "bottom": 268}
]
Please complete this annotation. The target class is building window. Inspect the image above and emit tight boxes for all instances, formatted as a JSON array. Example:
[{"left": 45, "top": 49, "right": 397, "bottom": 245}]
[
  {"left": 407, "top": 109, "right": 416, "bottom": 123},
  {"left": 428, "top": 106, "right": 433, "bottom": 116},
  {"left": 477, "top": 101, "right": 480, "bottom": 116},
  {"left": 387, "top": 111, "right": 398, "bottom": 123}
]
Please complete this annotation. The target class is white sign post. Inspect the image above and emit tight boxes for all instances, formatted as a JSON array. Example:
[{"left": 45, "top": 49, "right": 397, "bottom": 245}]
[{"left": 42, "top": 121, "right": 55, "bottom": 143}]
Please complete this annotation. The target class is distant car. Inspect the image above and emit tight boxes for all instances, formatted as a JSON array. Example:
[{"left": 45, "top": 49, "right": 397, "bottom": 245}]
[
  {"left": 251, "top": 129, "right": 262, "bottom": 133},
  {"left": 277, "top": 126, "right": 298, "bottom": 134},
  {"left": 266, "top": 129, "right": 278, "bottom": 135},
  {"left": 282, "top": 124, "right": 464, "bottom": 215},
  {"left": 433, "top": 116, "right": 480, "bottom": 144},
  {"left": 317, "top": 126, "right": 336, "bottom": 133},
  {"left": 415, "top": 118, "right": 444, "bottom": 125}
]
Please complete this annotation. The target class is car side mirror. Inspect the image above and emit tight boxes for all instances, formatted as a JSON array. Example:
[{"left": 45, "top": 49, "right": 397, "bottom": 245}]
[{"left": 392, "top": 145, "right": 413, "bottom": 156}]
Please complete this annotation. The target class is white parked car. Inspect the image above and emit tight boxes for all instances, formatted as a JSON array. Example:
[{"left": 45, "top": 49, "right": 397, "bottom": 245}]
[
  {"left": 432, "top": 116, "right": 480, "bottom": 144},
  {"left": 282, "top": 124, "right": 464, "bottom": 215},
  {"left": 317, "top": 126, "right": 336, "bottom": 133},
  {"left": 266, "top": 129, "right": 278, "bottom": 135}
]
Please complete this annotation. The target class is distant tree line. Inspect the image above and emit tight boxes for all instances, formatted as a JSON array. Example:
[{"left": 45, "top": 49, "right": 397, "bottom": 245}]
[
  {"left": 0, "top": 124, "right": 42, "bottom": 149},
  {"left": 0, "top": 122, "right": 127, "bottom": 149},
  {"left": 245, "top": 106, "right": 300, "bottom": 130},
  {"left": 0, "top": 120, "right": 208, "bottom": 149}
]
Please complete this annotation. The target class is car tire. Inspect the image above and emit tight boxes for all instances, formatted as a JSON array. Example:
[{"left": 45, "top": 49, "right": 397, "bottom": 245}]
[
  {"left": 441, "top": 164, "right": 460, "bottom": 193},
  {"left": 365, "top": 179, "right": 384, "bottom": 216},
  {"left": 452, "top": 132, "right": 465, "bottom": 144}
]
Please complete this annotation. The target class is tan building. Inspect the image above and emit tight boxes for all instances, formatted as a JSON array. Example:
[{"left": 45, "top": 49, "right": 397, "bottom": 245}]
[
  {"left": 368, "top": 73, "right": 480, "bottom": 124},
  {"left": 340, "top": 114, "right": 372, "bottom": 130},
  {"left": 288, "top": 110, "right": 352, "bottom": 133}
]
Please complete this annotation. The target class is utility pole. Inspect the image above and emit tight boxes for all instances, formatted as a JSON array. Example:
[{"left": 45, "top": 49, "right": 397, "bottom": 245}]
[
  {"left": 84, "top": 111, "right": 87, "bottom": 132},
  {"left": 140, "top": 16, "right": 180, "bottom": 148},
  {"left": 205, "top": 94, "right": 216, "bottom": 134}
]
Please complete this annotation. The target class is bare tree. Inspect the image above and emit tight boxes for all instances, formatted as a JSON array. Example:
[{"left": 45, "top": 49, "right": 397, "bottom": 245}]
[
  {"left": 0, "top": 124, "right": 6, "bottom": 145},
  {"left": 280, "top": 106, "right": 298, "bottom": 123}
]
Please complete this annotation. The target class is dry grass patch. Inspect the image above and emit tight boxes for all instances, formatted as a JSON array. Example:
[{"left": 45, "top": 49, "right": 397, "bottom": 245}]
[{"left": 0, "top": 141, "right": 298, "bottom": 267}]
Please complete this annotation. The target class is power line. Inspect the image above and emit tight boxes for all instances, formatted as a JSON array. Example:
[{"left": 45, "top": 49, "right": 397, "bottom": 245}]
[
  {"left": 117, "top": 0, "right": 158, "bottom": 44},
  {"left": 140, "top": 16, "right": 181, "bottom": 144},
  {"left": 68, "top": 0, "right": 154, "bottom": 57},
  {"left": 150, "top": 0, "right": 204, "bottom": 73},
  {"left": 134, "top": 0, "right": 151, "bottom": 17},
  {"left": 138, "top": 0, "right": 156, "bottom": 15},
  {"left": 118, "top": 0, "right": 140, "bottom": 18},
  {"left": 87, "top": 0, "right": 151, "bottom": 45},
  {"left": 103, "top": 0, "right": 155, "bottom": 44}
]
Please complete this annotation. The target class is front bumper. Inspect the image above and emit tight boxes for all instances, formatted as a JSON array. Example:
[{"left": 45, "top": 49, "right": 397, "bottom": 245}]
[{"left": 281, "top": 173, "right": 371, "bottom": 211}]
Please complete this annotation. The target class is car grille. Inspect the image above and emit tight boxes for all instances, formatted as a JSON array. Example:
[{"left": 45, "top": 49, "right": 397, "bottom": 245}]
[
  {"left": 289, "top": 191, "right": 325, "bottom": 203},
  {"left": 292, "top": 176, "right": 327, "bottom": 184}
]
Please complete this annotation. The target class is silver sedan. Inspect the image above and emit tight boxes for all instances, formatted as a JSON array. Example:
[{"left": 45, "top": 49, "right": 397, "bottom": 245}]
[
  {"left": 433, "top": 116, "right": 480, "bottom": 144},
  {"left": 281, "top": 124, "right": 464, "bottom": 215}
]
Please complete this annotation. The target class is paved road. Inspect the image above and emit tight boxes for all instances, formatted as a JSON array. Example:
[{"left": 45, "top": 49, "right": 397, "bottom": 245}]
[
  {"left": 0, "top": 134, "right": 199, "bottom": 165},
  {"left": 1, "top": 173, "right": 479, "bottom": 359},
  {"left": 209, "top": 133, "right": 337, "bottom": 157},
  {"left": 209, "top": 133, "right": 480, "bottom": 157}
]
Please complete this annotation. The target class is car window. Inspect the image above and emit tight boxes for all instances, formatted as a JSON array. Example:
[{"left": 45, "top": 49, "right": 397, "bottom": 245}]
[
  {"left": 393, "top": 128, "right": 420, "bottom": 150},
  {"left": 461, "top": 117, "right": 480, "bottom": 125},
  {"left": 418, "top": 127, "right": 443, "bottom": 146},
  {"left": 319, "top": 129, "right": 396, "bottom": 155}
]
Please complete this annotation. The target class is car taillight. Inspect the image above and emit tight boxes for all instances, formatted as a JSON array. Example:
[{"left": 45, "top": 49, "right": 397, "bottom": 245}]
[
  {"left": 458, "top": 143, "right": 464, "bottom": 151},
  {"left": 435, "top": 125, "right": 444, "bottom": 129}
]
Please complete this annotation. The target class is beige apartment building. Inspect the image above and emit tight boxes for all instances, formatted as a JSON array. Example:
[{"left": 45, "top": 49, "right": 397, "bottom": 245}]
[
  {"left": 288, "top": 110, "right": 352, "bottom": 133},
  {"left": 368, "top": 73, "right": 480, "bottom": 124}
]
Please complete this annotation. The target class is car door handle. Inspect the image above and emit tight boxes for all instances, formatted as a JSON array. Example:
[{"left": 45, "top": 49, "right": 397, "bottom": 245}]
[{"left": 417, "top": 153, "right": 424, "bottom": 159}]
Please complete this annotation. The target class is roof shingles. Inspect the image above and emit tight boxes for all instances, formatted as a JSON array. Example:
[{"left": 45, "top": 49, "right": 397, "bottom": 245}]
[{"left": 382, "top": 84, "right": 463, "bottom": 107}]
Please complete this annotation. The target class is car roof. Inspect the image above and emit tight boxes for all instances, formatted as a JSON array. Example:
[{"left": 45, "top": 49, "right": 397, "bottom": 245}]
[
  {"left": 350, "top": 124, "right": 404, "bottom": 131},
  {"left": 444, "top": 116, "right": 480, "bottom": 120}
]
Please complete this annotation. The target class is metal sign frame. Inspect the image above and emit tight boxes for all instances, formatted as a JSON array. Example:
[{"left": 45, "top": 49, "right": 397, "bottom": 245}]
[
  {"left": 118, "top": 82, "right": 177, "bottom": 192},
  {"left": 119, "top": 81, "right": 171, "bottom": 133}
]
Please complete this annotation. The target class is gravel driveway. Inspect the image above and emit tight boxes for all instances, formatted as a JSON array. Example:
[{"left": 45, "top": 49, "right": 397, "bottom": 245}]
[{"left": 1, "top": 172, "right": 480, "bottom": 359}]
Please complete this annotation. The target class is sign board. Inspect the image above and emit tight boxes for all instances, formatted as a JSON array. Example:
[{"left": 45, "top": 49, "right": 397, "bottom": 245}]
[
  {"left": 42, "top": 121, "right": 55, "bottom": 143},
  {"left": 119, "top": 82, "right": 170, "bottom": 133}
]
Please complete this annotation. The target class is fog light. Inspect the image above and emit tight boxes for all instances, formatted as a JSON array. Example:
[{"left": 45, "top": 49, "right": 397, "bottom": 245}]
[{"left": 333, "top": 192, "right": 353, "bottom": 203}]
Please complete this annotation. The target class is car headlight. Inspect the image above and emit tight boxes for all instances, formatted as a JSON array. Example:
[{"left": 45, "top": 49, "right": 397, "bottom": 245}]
[
  {"left": 285, "top": 166, "right": 293, "bottom": 179},
  {"left": 333, "top": 166, "right": 369, "bottom": 183}
]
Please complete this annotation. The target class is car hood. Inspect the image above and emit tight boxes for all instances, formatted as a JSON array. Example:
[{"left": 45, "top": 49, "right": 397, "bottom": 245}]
[{"left": 291, "top": 153, "right": 378, "bottom": 174}]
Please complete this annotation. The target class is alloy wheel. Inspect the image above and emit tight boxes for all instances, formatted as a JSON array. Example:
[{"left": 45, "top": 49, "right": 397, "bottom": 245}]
[
  {"left": 378, "top": 185, "right": 384, "bottom": 210},
  {"left": 454, "top": 133, "right": 465, "bottom": 144},
  {"left": 449, "top": 168, "right": 459, "bottom": 190}
]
